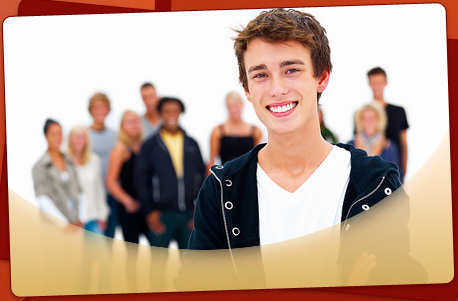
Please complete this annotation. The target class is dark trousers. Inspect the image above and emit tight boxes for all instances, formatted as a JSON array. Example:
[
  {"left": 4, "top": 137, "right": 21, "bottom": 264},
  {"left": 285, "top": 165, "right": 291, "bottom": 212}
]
[
  {"left": 117, "top": 204, "right": 152, "bottom": 244},
  {"left": 147, "top": 210, "right": 193, "bottom": 290},
  {"left": 147, "top": 210, "right": 193, "bottom": 249},
  {"left": 104, "top": 193, "right": 119, "bottom": 238}
]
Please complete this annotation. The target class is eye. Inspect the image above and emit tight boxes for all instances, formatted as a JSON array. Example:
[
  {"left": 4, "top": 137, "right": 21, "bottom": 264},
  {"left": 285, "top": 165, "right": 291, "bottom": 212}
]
[
  {"left": 253, "top": 73, "right": 267, "bottom": 79},
  {"left": 286, "top": 68, "right": 300, "bottom": 74}
]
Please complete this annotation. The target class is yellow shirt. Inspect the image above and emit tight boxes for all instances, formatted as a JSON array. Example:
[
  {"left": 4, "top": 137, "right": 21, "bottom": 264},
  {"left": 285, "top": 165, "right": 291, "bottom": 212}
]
[{"left": 160, "top": 129, "right": 184, "bottom": 178}]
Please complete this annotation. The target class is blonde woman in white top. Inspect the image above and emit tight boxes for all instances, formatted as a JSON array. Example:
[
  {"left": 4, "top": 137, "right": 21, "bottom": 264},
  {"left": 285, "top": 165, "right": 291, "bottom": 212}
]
[{"left": 67, "top": 125, "right": 109, "bottom": 234}]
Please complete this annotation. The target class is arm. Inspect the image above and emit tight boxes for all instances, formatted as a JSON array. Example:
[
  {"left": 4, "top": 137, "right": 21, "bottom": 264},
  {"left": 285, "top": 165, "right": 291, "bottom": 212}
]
[
  {"left": 207, "top": 126, "right": 221, "bottom": 175},
  {"left": 189, "top": 139, "right": 207, "bottom": 231},
  {"left": 106, "top": 143, "right": 139, "bottom": 213},
  {"left": 135, "top": 140, "right": 165, "bottom": 234},
  {"left": 399, "top": 129, "right": 408, "bottom": 178},
  {"left": 36, "top": 195, "right": 69, "bottom": 223},
  {"left": 32, "top": 162, "right": 68, "bottom": 223}
]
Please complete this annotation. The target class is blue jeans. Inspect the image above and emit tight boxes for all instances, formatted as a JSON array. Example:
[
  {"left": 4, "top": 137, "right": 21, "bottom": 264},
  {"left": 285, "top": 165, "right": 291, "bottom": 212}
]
[{"left": 84, "top": 220, "right": 105, "bottom": 235}]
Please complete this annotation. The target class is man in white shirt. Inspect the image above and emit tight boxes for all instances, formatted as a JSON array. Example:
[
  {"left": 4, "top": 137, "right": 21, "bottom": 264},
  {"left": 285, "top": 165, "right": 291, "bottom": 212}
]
[{"left": 185, "top": 8, "right": 424, "bottom": 287}]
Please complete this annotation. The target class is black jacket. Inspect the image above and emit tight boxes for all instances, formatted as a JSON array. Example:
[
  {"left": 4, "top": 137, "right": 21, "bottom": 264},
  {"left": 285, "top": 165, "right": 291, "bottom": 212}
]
[
  {"left": 189, "top": 143, "right": 402, "bottom": 250},
  {"left": 135, "top": 129, "right": 205, "bottom": 214},
  {"left": 177, "top": 143, "right": 427, "bottom": 289}
]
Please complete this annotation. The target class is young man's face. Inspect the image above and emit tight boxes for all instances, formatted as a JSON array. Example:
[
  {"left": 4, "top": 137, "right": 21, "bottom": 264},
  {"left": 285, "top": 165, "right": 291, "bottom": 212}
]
[
  {"left": 141, "top": 86, "right": 159, "bottom": 113},
  {"left": 243, "top": 38, "right": 329, "bottom": 136},
  {"left": 368, "top": 73, "right": 387, "bottom": 100},
  {"left": 90, "top": 100, "right": 109, "bottom": 124},
  {"left": 160, "top": 101, "right": 182, "bottom": 133}
]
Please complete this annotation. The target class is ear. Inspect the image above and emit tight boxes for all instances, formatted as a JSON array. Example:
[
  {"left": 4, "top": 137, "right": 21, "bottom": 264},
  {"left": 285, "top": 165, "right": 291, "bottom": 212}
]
[
  {"left": 317, "top": 70, "right": 330, "bottom": 93},
  {"left": 244, "top": 88, "right": 252, "bottom": 103}
]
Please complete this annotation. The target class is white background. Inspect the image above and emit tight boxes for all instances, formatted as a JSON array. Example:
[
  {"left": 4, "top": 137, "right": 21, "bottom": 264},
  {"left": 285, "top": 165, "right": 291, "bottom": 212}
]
[{"left": 3, "top": 4, "right": 449, "bottom": 204}]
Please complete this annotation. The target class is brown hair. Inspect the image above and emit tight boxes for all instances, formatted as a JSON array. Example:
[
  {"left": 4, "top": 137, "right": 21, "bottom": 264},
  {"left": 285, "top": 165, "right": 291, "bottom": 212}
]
[
  {"left": 88, "top": 92, "right": 111, "bottom": 113},
  {"left": 367, "top": 66, "right": 387, "bottom": 81},
  {"left": 234, "top": 9, "right": 332, "bottom": 99}
]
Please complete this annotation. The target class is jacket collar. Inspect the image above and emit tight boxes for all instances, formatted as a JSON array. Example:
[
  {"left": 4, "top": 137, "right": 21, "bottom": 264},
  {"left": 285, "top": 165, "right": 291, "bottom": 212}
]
[{"left": 210, "top": 142, "right": 399, "bottom": 196}]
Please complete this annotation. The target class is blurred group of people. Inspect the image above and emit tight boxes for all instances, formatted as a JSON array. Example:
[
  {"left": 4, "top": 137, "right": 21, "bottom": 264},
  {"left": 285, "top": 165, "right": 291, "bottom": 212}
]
[
  {"left": 31, "top": 83, "right": 262, "bottom": 290},
  {"left": 320, "top": 67, "right": 409, "bottom": 182},
  {"left": 32, "top": 66, "right": 409, "bottom": 248}
]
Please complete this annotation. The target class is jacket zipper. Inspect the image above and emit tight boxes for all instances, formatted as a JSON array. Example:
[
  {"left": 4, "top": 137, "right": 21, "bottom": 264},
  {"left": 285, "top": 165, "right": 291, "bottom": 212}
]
[
  {"left": 210, "top": 169, "right": 245, "bottom": 287},
  {"left": 342, "top": 176, "right": 386, "bottom": 234},
  {"left": 210, "top": 170, "right": 232, "bottom": 250}
]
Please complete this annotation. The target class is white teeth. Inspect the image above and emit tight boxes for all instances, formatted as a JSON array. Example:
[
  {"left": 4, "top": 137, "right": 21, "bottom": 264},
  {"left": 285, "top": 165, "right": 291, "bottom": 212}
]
[{"left": 268, "top": 102, "right": 297, "bottom": 113}]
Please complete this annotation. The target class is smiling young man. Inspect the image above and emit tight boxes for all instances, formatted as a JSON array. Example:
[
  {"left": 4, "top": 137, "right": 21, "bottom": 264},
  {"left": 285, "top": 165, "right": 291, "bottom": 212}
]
[
  {"left": 188, "top": 8, "right": 402, "bottom": 250},
  {"left": 179, "top": 8, "right": 427, "bottom": 288}
]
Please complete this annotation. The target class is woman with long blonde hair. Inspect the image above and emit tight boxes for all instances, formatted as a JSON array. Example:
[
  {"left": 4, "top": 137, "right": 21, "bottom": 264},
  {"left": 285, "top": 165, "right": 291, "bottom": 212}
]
[
  {"left": 67, "top": 125, "right": 108, "bottom": 234},
  {"left": 349, "top": 102, "right": 400, "bottom": 170},
  {"left": 106, "top": 110, "right": 151, "bottom": 244},
  {"left": 106, "top": 110, "right": 153, "bottom": 291}
]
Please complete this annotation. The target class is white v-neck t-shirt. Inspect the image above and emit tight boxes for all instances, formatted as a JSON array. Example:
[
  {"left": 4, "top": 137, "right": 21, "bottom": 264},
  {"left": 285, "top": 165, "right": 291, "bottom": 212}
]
[{"left": 257, "top": 145, "right": 351, "bottom": 245}]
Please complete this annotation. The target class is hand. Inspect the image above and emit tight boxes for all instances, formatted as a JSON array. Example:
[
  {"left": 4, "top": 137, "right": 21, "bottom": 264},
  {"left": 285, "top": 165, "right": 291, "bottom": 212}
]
[
  {"left": 124, "top": 199, "right": 140, "bottom": 213},
  {"left": 98, "top": 220, "right": 107, "bottom": 231},
  {"left": 73, "top": 220, "right": 83, "bottom": 228},
  {"left": 147, "top": 210, "right": 166, "bottom": 235},
  {"left": 347, "top": 251, "right": 377, "bottom": 286},
  {"left": 188, "top": 218, "right": 194, "bottom": 231},
  {"left": 63, "top": 221, "right": 81, "bottom": 233}
]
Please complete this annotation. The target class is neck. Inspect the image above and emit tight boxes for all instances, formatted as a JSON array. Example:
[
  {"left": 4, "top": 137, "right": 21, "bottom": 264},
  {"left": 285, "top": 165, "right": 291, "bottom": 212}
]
[
  {"left": 162, "top": 127, "right": 179, "bottom": 135},
  {"left": 129, "top": 139, "right": 141, "bottom": 152},
  {"left": 145, "top": 111, "right": 160, "bottom": 125},
  {"left": 361, "top": 132, "right": 380, "bottom": 143},
  {"left": 90, "top": 122, "right": 105, "bottom": 131},
  {"left": 228, "top": 117, "right": 243, "bottom": 125},
  {"left": 48, "top": 148, "right": 61, "bottom": 157},
  {"left": 259, "top": 122, "right": 332, "bottom": 173},
  {"left": 373, "top": 95, "right": 387, "bottom": 106},
  {"left": 72, "top": 150, "right": 83, "bottom": 164}
]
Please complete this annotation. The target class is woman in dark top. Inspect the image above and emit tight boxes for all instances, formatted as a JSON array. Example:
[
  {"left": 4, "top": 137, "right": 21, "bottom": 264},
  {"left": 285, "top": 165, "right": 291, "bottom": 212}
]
[
  {"left": 107, "top": 110, "right": 150, "bottom": 244},
  {"left": 106, "top": 110, "right": 151, "bottom": 291},
  {"left": 208, "top": 91, "right": 262, "bottom": 173}
]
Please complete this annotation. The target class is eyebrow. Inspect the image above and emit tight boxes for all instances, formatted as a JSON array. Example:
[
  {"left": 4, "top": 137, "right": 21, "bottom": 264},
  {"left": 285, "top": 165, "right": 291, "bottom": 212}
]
[
  {"left": 247, "top": 64, "right": 267, "bottom": 74},
  {"left": 247, "top": 60, "right": 305, "bottom": 74},
  {"left": 280, "top": 60, "right": 305, "bottom": 68}
]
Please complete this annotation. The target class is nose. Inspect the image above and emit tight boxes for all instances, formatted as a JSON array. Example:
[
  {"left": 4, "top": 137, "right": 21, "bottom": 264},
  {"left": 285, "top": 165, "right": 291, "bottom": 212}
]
[{"left": 268, "top": 75, "right": 289, "bottom": 97}]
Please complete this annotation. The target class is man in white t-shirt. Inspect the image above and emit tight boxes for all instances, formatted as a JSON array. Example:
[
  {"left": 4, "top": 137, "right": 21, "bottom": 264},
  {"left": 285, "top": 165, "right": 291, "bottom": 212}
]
[{"left": 184, "top": 8, "right": 424, "bottom": 287}]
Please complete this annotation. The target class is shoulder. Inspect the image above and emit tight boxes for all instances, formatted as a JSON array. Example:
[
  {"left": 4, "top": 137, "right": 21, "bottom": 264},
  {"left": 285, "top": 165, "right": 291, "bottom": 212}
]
[
  {"left": 183, "top": 133, "right": 203, "bottom": 153},
  {"left": 210, "top": 143, "right": 265, "bottom": 178},
  {"left": 211, "top": 125, "right": 222, "bottom": 136},
  {"left": 143, "top": 132, "right": 160, "bottom": 147},
  {"left": 88, "top": 152, "right": 101, "bottom": 165},
  {"left": 90, "top": 152, "right": 101, "bottom": 161},
  {"left": 111, "top": 142, "right": 129, "bottom": 158},
  {"left": 386, "top": 103, "right": 406, "bottom": 113},
  {"left": 32, "top": 152, "right": 50, "bottom": 172},
  {"left": 336, "top": 143, "right": 400, "bottom": 188},
  {"left": 253, "top": 126, "right": 262, "bottom": 135},
  {"left": 107, "top": 127, "right": 117, "bottom": 137}
]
